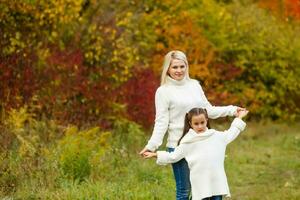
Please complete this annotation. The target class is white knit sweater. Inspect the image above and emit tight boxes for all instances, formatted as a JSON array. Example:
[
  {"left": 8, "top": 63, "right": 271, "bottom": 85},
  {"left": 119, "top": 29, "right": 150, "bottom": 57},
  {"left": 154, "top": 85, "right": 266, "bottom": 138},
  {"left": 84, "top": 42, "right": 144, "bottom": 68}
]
[
  {"left": 146, "top": 76, "right": 237, "bottom": 151},
  {"left": 156, "top": 118, "right": 246, "bottom": 200}
]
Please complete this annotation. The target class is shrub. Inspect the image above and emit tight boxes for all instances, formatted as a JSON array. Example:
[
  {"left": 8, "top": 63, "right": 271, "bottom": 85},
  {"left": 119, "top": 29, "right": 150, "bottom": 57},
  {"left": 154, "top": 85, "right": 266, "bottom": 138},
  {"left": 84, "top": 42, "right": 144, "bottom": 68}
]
[
  {"left": 120, "top": 68, "right": 159, "bottom": 128},
  {"left": 189, "top": 0, "right": 300, "bottom": 120},
  {"left": 58, "top": 126, "right": 111, "bottom": 182},
  {"left": 0, "top": 106, "right": 63, "bottom": 195}
]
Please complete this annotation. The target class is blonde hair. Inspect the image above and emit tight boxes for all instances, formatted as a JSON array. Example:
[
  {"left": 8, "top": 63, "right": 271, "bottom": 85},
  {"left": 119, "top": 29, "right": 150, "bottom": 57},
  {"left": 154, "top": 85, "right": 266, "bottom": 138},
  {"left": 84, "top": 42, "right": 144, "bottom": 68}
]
[{"left": 160, "top": 50, "right": 190, "bottom": 85}]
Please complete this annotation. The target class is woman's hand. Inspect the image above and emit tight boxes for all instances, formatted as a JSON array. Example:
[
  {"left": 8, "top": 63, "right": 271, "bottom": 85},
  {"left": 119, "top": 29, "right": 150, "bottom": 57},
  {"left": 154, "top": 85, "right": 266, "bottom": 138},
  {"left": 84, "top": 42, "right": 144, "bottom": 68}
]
[
  {"left": 143, "top": 152, "right": 157, "bottom": 158},
  {"left": 237, "top": 109, "right": 249, "bottom": 119},
  {"left": 139, "top": 147, "right": 151, "bottom": 156},
  {"left": 235, "top": 107, "right": 246, "bottom": 117}
]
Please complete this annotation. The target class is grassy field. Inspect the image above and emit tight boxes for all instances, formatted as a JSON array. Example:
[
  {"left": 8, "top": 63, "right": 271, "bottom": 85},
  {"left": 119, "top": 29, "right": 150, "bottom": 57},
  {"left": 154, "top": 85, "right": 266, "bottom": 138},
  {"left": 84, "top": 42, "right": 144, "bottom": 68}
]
[
  {"left": 221, "top": 121, "right": 300, "bottom": 200},
  {"left": 1, "top": 120, "right": 299, "bottom": 200}
]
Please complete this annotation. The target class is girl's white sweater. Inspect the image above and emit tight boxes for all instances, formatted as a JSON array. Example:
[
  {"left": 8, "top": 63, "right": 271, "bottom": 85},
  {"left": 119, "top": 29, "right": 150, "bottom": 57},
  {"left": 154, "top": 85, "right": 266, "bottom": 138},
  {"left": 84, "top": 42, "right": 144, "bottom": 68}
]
[
  {"left": 146, "top": 76, "right": 237, "bottom": 151},
  {"left": 156, "top": 118, "right": 246, "bottom": 200}
]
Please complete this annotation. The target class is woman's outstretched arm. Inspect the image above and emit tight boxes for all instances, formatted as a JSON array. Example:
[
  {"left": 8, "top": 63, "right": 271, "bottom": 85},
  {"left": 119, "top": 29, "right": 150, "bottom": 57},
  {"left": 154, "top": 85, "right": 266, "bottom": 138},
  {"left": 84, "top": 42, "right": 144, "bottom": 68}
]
[
  {"left": 140, "top": 87, "right": 169, "bottom": 155},
  {"left": 197, "top": 82, "right": 245, "bottom": 119}
]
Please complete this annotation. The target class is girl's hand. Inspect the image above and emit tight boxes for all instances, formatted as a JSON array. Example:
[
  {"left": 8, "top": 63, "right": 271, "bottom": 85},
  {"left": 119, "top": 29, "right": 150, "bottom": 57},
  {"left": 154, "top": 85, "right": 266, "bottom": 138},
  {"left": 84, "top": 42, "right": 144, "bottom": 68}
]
[
  {"left": 143, "top": 152, "right": 157, "bottom": 158},
  {"left": 235, "top": 107, "right": 246, "bottom": 117},
  {"left": 237, "top": 110, "right": 249, "bottom": 119}
]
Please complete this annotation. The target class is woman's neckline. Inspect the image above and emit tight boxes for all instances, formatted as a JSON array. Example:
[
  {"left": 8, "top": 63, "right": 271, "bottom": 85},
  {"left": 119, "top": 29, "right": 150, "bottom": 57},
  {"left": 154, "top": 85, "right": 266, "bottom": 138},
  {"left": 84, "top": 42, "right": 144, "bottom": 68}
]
[{"left": 166, "top": 76, "right": 187, "bottom": 86}]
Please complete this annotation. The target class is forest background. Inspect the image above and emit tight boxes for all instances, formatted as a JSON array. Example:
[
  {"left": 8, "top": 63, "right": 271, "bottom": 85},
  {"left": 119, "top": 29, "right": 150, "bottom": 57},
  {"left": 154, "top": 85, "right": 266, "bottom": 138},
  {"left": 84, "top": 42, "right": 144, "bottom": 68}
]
[{"left": 0, "top": 0, "right": 299, "bottom": 199}]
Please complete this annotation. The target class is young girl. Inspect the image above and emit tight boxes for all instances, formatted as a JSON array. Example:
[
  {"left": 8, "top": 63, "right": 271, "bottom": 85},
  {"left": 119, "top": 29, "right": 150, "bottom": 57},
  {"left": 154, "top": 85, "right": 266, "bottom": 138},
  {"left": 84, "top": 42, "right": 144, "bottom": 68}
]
[{"left": 144, "top": 108, "right": 248, "bottom": 200}]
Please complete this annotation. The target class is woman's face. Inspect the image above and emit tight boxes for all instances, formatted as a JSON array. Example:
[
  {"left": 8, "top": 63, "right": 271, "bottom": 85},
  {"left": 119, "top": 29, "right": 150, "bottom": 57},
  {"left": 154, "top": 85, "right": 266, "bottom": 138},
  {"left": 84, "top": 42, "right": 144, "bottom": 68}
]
[
  {"left": 190, "top": 114, "right": 207, "bottom": 134},
  {"left": 168, "top": 59, "right": 187, "bottom": 81}
]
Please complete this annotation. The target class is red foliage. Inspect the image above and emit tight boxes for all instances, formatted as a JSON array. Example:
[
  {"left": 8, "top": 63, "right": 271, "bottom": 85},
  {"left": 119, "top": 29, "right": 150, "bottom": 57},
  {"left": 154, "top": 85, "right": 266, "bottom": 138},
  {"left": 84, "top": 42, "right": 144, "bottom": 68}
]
[
  {"left": 258, "top": 0, "right": 300, "bottom": 20},
  {"left": 0, "top": 53, "right": 38, "bottom": 109},
  {"left": 200, "top": 63, "right": 243, "bottom": 106},
  {"left": 120, "top": 68, "right": 159, "bottom": 128},
  {"left": 0, "top": 46, "right": 119, "bottom": 127},
  {"left": 213, "top": 63, "right": 243, "bottom": 81},
  {"left": 43, "top": 46, "right": 117, "bottom": 125},
  {"left": 285, "top": 0, "right": 300, "bottom": 19}
]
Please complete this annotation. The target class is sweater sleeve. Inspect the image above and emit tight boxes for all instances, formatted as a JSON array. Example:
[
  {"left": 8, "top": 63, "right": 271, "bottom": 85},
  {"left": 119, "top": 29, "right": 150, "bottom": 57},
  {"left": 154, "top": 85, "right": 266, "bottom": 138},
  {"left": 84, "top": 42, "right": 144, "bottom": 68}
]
[
  {"left": 156, "top": 144, "right": 187, "bottom": 165},
  {"left": 145, "top": 87, "right": 169, "bottom": 151},
  {"left": 219, "top": 118, "right": 246, "bottom": 144},
  {"left": 198, "top": 83, "right": 237, "bottom": 119}
]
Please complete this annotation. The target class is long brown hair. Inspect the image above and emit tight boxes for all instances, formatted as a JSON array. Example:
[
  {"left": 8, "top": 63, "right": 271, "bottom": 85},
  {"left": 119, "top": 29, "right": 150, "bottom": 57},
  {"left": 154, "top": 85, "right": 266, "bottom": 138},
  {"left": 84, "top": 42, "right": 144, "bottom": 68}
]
[{"left": 178, "top": 108, "right": 210, "bottom": 145}]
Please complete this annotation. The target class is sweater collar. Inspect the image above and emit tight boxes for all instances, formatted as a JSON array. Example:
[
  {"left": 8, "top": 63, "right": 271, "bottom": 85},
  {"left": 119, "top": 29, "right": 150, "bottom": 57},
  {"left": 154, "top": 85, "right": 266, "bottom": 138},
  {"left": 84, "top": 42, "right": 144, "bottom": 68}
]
[
  {"left": 166, "top": 76, "right": 187, "bottom": 86},
  {"left": 180, "top": 128, "right": 214, "bottom": 144}
]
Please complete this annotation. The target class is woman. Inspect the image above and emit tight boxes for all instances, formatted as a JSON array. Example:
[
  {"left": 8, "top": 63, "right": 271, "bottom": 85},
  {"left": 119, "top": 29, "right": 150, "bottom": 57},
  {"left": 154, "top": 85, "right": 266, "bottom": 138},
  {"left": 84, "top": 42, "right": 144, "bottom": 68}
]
[{"left": 139, "top": 50, "right": 244, "bottom": 200}]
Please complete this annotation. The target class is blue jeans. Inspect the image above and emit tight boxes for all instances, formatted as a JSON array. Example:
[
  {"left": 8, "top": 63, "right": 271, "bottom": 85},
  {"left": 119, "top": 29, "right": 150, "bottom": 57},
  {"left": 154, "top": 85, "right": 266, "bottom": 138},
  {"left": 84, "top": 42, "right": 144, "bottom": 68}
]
[
  {"left": 202, "top": 196, "right": 222, "bottom": 200},
  {"left": 167, "top": 147, "right": 191, "bottom": 200}
]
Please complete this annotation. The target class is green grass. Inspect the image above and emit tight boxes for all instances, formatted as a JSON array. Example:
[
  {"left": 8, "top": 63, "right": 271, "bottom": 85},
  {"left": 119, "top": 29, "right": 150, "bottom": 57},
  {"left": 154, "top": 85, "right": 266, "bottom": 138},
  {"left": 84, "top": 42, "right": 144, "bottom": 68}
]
[
  {"left": 225, "top": 121, "right": 300, "bottom": 200},
  {"left": 1, "top": 121, "right": 299, "bottom": 200}
]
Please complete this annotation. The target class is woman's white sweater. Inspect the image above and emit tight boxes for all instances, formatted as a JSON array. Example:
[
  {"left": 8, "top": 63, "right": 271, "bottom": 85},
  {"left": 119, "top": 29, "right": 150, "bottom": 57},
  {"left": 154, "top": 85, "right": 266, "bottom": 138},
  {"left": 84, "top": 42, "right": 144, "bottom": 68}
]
[
  {"left": 146, "top": 76, "right": 237, "bottom": 151},
  {"left": 156, "top": 118, "right": 246, "bottom": 200}
]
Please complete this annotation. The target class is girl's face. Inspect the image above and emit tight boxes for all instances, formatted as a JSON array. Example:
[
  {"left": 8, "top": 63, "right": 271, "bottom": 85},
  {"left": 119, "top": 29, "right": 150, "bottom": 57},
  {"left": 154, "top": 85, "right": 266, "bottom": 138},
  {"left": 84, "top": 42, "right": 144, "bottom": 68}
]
[
  {"left": 190, "top": 114, "right": 208, "bottom": 134},
  {"left": 168, "top": 59, "right": 186, "bottom": 81}
]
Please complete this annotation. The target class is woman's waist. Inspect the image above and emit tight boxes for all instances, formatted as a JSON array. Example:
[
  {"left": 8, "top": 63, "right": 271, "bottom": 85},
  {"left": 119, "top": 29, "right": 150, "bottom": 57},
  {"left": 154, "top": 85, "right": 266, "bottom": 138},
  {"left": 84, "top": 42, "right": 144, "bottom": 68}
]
[
  {"left": 168, "top": 123, "right": 184, "bottom": 131},
  {"left": 165, "top": 130, "right": 184, "bottom": 148},
  {"left": 167, "top": 128, "right": 184, "bottom": 138}
]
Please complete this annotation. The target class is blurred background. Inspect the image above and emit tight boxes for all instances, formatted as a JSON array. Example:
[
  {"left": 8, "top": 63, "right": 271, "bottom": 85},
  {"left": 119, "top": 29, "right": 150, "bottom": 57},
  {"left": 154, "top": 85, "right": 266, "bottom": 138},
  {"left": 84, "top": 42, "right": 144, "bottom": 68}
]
[{"left": 0, "top": 0, "right": 299, "bottom": 199}]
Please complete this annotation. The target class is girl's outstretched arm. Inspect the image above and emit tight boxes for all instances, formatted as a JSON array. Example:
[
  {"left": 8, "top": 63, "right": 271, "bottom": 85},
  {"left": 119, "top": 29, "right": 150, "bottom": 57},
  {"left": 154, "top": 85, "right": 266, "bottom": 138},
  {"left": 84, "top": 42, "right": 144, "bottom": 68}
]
[
  {"left": 220, "top": 110, "right": 248, "bottom": 144},
  {"left": 155, "top": 144, "right": 187, "bottom": 165}
]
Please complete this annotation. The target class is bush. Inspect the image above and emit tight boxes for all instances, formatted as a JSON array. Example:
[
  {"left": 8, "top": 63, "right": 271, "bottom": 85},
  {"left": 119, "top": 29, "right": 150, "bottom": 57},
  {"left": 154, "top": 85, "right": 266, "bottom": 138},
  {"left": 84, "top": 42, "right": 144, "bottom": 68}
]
[
  {"left": 120, "top": 68, "right": 159, "bottom": 128},
  {"left": 58, "top": 126, "right": 111, "bottom": 182},
  {"left": 189, "top": 0, "right": 300, "bottom": 120},
  {"left": 0, "top": 153, "right": 18, "bottom": 195},
  {"left": 0, "top": 106, "right": 63, "bottom": 195}
]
